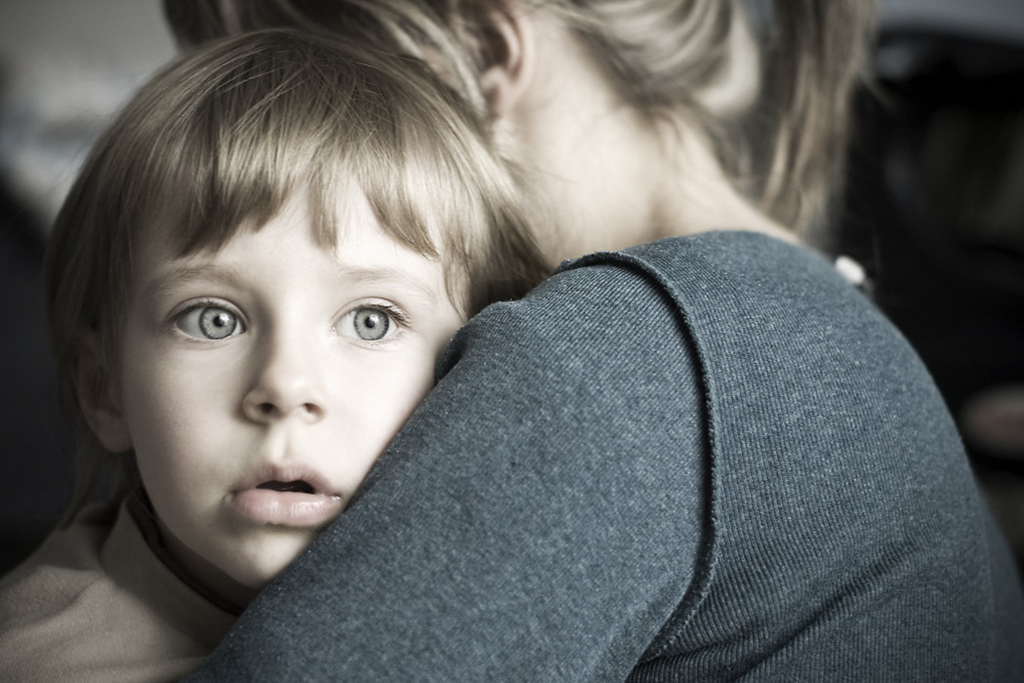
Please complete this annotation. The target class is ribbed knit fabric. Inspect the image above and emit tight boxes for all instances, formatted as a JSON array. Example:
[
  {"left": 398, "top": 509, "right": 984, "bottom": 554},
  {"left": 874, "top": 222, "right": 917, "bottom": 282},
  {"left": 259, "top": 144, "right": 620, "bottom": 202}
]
[{"left": 183, "top": 232, "right": 1024, "bottom": 681}]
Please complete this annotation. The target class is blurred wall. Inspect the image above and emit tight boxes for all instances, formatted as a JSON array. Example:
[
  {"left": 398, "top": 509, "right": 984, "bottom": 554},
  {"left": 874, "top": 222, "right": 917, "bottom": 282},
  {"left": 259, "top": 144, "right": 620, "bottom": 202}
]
[{"left": 0, "top": 0, "right": 176, "bottom": 225}]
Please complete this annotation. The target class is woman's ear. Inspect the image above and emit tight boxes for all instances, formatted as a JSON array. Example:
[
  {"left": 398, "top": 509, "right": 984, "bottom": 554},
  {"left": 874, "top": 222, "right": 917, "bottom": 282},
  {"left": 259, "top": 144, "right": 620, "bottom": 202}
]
[
  {"left": 473, "top": 2, "right": 537, "bottom": 117},
  {"left": 74, "top": 333, "right": 132, "bottom": 453}
]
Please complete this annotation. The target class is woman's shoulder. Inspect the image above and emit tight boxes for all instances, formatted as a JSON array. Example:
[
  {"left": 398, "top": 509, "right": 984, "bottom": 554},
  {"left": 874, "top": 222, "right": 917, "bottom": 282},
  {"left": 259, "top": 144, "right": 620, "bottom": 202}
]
[
  {"left": 545, "top": 237, "right": 1016, "bottom": 678},
  {"left": 553, "top": 231, "right": 939, "bottom": 431},
  {"left": 571, "top": 231, "right": 849, "bottom": 303},
  {"left": 454, "top": 231, "right": 869, "bottom": 374},
  {"left": 507, "top": 232, "right": 871, "bottom": 349}
]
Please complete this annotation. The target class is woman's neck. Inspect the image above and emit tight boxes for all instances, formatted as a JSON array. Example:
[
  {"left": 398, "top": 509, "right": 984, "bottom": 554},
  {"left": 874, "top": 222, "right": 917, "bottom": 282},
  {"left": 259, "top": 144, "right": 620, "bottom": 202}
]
[
  {"left": 498, "top": 7, "right": 798, "bottom": 260},
  {"left": 649, "top": 123, "right": 799, "bottom": 245}
]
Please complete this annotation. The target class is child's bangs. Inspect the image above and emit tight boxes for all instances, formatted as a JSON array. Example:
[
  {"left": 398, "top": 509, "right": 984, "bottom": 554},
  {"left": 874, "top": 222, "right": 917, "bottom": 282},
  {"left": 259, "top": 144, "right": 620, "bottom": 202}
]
[
  {"left": 138, "top": 58, "right": 350, "bottom": 256},
  {"left": 153, "top": 119, "right": 343, "bottom": 259},
  {"left": 137, "top": 30, "right": 485, "bottom": 271}
]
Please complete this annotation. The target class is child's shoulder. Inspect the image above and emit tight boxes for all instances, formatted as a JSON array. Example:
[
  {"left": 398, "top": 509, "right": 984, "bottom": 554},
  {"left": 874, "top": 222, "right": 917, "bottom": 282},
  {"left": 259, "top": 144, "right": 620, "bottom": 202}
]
[
  {"left": 0, "top": 501, "right": 118, "bottom": 607},
  {"left": 0, "top": 500, "right": 233, "bottom": 682},
  {"left": 0, "top": 501, "right": 121, "bottom": 679}
]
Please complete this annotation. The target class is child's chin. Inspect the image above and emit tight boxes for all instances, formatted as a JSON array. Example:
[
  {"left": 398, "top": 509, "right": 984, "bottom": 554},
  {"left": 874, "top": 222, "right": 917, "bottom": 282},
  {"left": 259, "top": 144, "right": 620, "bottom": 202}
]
[{"left": 225, "top": 533, "right": 317, "bottom": 592}]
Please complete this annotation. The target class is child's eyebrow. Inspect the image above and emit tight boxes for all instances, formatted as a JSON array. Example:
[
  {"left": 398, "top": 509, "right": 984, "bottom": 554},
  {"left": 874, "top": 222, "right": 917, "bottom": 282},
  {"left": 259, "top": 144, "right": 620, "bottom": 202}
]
[
  {"left": 142, "top": 262, "right": 442, "bottom": 303},
  {"left": 142, "top": 263, "right": 248, "bottom": 300},
  {"left": 339, "top": 265, "right": 443, "bottom": 303}
]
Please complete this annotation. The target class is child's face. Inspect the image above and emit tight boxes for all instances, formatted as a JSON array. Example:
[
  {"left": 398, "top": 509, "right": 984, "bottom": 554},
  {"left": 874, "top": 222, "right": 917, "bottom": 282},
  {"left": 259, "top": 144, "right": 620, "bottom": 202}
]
[{"left": 105, "top": 191, "right": 465, "bottom": 605}]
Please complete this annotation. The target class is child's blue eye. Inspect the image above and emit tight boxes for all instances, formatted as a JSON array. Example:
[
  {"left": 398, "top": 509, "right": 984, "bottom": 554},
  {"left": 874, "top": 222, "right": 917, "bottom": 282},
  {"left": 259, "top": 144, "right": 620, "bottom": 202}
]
[
  {"left": 176, "top": 305, "right": 244, "bottom": 340},
  {"left": 352, "top": 308, "right": 390, "bottom": 341},
  {"left": 335, "top": 305, "right": 406, "bottom": 343}
]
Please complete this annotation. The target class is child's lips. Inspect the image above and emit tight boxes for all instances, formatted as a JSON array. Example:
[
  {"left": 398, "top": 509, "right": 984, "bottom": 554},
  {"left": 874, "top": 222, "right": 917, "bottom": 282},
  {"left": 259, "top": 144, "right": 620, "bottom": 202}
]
[
  {"left": 230, "top": 488, "right": 343, "bottom": 526},
  {"left": 229, "top": 465, "right": 343, "bottom": 527}
]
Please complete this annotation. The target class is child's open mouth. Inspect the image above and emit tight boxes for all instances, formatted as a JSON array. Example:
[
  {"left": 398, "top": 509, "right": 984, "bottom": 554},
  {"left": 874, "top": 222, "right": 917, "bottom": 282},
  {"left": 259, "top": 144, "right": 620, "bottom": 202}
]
[
  {"left": 256, "top": 480, "right": 316, "bottom": 494},
  {"left": 231, "top": 473, "right": 343, "bottom": 527}
]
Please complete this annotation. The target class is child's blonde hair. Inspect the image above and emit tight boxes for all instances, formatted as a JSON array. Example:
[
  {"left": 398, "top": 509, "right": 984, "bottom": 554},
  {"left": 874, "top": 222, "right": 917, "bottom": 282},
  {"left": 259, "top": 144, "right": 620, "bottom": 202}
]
[
  {"left": 47, "top": 28, "right": 549, "bottom": 519},
  {"left": 163, "top": 0, "right": 876, "bottom": 243}
]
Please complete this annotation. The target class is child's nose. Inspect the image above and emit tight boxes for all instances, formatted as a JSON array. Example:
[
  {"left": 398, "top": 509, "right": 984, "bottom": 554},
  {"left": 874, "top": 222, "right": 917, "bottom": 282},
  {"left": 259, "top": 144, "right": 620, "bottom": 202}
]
[{"left": 242, "top": 337, "right": 327, "bottom": 424}]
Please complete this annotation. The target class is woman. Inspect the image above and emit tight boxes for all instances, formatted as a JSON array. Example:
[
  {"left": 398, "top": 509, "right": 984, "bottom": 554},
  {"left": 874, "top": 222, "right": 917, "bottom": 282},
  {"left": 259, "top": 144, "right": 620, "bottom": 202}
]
[{"left": 167, "top": 1, "right": 1024, "bottom": 679}]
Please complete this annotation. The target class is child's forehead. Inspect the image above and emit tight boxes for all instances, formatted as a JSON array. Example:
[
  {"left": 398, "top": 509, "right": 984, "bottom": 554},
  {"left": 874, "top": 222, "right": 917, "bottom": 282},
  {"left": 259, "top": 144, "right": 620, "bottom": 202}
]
[
  {"left": 139, "top": 229, "right": 447, "bottom": 303},
  {"left": 130, "top": 151, "right": 475, "bottom": 312},
  {"left": 133, "top": 187, "right": 464, "bottom": 304}
]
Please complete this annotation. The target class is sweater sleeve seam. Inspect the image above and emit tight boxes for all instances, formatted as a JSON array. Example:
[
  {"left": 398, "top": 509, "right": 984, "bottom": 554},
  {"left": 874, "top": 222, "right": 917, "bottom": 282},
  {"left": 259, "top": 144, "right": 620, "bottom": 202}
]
[{"left": 561, "top": 248, "right": 720, "bottom": 660}]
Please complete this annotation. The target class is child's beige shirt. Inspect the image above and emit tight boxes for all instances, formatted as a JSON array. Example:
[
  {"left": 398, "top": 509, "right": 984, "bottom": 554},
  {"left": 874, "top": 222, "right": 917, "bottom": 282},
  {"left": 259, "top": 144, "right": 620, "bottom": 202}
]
[{"left": 0, "top": 499, "right": 237, "bottom": 682}]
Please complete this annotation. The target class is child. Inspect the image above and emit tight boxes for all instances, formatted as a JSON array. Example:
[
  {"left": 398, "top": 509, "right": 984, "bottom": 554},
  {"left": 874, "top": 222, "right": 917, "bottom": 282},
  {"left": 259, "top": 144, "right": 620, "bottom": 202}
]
[{"left": 0, "top": 28, "right": 548, "bottom": 682}]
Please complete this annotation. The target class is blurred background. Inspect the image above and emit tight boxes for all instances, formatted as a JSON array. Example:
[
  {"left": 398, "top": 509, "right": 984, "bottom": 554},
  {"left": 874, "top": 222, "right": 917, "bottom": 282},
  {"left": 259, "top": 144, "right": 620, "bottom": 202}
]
[
  {"left": 1, "top": 0, "right": 1022, "bottom": 574},
  {"left": 0, "top": 0, "right": 175, "bottom": 573}
]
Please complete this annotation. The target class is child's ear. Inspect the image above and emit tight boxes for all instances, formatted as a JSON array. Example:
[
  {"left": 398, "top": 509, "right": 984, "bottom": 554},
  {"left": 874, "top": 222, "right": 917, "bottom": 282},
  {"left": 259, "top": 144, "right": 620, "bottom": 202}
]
[
  {"left": 472, "top": 2, "right": 537, "bottom": 117},
  {"left": 74, "top": 332, "right": 132, "bottom": 453}
]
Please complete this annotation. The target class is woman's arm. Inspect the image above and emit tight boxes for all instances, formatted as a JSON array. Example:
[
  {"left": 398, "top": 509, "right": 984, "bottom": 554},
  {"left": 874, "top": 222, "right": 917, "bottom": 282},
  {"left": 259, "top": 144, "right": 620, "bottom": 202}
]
[{"left": 186, "top": 260, "right": 711, "bottom": 681}]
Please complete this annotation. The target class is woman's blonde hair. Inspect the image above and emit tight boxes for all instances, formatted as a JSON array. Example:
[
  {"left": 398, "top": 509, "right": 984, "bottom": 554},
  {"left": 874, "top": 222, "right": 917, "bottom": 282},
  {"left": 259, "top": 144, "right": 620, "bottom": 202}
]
[
  {"left": 163, "top": 0, "right": 877, "bottom": 242},
  {"left": 48, "top": 27, "right": 549, "bottom": 519}
]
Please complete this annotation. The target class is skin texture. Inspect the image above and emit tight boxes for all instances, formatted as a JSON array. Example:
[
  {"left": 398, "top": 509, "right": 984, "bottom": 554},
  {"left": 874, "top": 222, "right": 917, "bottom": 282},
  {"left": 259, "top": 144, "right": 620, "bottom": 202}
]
[{"left": 86, "top": 190, "right": 465, "bottom": 607}]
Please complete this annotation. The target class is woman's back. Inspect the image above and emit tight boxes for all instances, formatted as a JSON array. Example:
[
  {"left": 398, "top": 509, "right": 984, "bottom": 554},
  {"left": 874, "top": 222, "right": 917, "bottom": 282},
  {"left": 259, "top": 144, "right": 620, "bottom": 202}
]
[
  {"left": 615, "top": 233, "right": 1024, "bottom": 679},
  {"left": 187, "top": 232, "right": 1024, "bottom": 680}
]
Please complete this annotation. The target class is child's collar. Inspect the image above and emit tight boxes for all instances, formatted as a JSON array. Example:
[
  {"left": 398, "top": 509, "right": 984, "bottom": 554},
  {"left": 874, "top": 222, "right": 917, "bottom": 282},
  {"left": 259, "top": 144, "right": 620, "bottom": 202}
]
[{"left": 127, "top": 490, "right": 245, "bottom": 617}]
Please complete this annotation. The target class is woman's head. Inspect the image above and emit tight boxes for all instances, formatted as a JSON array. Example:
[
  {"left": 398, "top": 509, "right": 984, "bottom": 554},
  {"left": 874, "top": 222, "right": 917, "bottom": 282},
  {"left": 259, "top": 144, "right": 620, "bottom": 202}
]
[
  {"left": 49, "top": 27, "right": 547, "bottom": 514},
  {"left": 164, "top": 0, "right": 876, "bottom": 250}
]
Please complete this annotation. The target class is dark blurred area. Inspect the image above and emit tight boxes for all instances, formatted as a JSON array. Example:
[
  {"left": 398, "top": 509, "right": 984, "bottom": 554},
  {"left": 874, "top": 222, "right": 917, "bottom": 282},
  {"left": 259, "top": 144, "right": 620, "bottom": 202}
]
[
  {"left": 0, "top": 174, "right": 74, "bottom": 573},
  {"left": 1, "top": 1, "right": 1023, "bottom": 576},
  {"left": 839, "top": 22, "right": 1024, "bottom": 565},
  {"left": 842, "top": 30, "right": 1024, "bottom": 415},
  {"left": 0, "top": 0, "right": 174, "bottom": 574}
]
